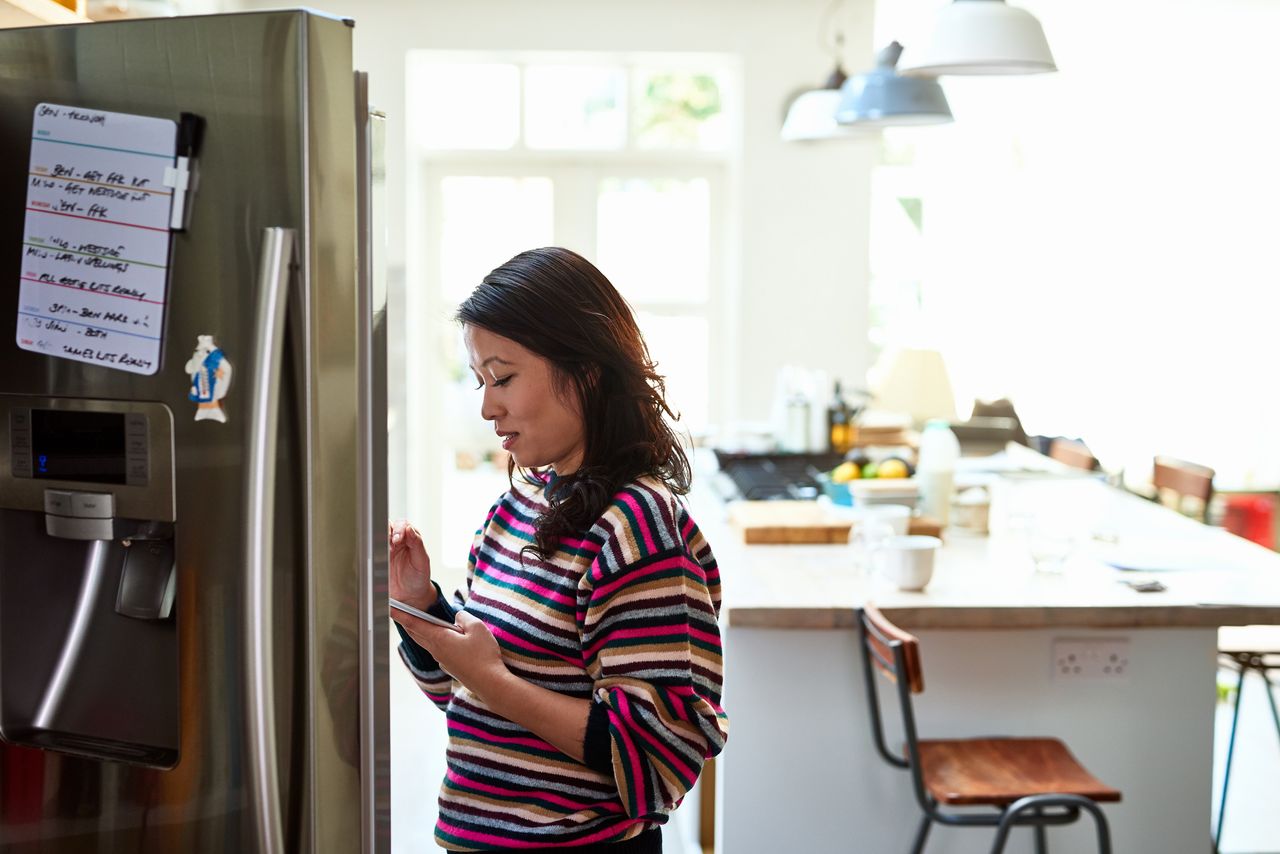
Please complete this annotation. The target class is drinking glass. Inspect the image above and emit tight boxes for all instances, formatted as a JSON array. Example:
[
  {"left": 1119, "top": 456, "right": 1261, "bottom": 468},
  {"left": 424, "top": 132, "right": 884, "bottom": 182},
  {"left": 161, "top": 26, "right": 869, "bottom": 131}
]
[
  {"left": 850, "top": 519, "right": 897, "bottom": 574},
  {"left": 1028, "top": 521, "right": 1077, "bottom": 575}
]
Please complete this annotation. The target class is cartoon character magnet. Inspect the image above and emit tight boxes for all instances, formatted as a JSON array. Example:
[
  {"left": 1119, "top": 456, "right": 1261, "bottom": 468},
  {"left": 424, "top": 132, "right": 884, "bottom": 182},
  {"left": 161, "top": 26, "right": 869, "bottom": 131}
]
[{"left": 185, "top": 334, "right": 232, "bottom": 423}]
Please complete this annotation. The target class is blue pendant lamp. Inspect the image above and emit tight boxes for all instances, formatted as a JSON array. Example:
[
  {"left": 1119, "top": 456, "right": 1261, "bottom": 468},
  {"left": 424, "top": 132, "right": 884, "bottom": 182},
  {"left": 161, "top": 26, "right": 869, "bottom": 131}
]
[{"left": 836, "top": 42, "right": 953, "bottom": 128}]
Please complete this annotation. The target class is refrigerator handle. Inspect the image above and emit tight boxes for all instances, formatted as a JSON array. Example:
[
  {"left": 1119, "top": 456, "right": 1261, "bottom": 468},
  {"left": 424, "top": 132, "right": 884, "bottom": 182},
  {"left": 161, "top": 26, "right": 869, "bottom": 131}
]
[{"left": 244, "top": 226, "right": 296, "bottom": 854}]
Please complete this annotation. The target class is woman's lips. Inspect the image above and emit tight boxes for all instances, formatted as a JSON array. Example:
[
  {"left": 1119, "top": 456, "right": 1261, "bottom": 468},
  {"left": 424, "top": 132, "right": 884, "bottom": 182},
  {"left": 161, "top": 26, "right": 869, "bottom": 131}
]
[{"left": 500, "top": 433, "right": 517, "bottom": 450}]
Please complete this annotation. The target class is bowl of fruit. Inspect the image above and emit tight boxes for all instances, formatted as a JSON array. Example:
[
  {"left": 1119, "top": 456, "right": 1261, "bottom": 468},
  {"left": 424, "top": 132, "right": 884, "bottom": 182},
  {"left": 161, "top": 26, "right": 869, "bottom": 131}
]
[{"left": 821, "top": 453, "right": 916, "bottom": 507}]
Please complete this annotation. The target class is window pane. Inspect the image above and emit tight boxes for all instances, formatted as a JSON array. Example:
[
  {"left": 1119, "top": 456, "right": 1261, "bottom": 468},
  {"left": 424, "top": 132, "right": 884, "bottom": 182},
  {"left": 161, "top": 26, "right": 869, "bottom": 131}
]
[
  {"left": 440, "top": 177, "right": 553, "bottom": 302},
  {"left": 596, "top": 177, "right": 710, "bottom": 304},
  {"left": 525, "top": 65, "right": 627, "bottom": 150},
  {"left": 636, "top": 313, "right": 709, "bottom": 436},
  {"left": 633, "top": 70, "right": 727, "bottom": 150},
  {"left": 411, "top": 62, "right": 520, "bottom": 150}
]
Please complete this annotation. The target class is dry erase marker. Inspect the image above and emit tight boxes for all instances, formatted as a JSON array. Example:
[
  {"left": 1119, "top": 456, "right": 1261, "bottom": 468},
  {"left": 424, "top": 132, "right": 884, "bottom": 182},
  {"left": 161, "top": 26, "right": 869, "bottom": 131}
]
[{"left": 389, "top": 597, "right": 463, "bottom": 632}]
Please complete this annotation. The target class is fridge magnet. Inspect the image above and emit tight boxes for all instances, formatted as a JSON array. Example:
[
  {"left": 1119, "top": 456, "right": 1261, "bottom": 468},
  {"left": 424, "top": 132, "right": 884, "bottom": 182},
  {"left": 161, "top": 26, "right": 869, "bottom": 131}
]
[{"left": 185, "top": 334, "right": 233, "bottom": 423}]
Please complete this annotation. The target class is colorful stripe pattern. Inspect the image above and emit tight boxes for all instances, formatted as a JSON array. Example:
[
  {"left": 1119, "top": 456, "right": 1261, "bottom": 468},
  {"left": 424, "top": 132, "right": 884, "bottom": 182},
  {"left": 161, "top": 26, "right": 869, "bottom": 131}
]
[{"left": 398, "top": 476, "right": 728, "bottom": 850}]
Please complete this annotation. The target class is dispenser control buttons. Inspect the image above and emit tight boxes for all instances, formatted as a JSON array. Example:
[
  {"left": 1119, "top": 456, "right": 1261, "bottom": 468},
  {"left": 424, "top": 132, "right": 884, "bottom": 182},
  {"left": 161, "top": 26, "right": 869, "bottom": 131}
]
[
  {"left": 43, "top": 489, "right": 116, "bottom": 540},
  {"left": 45, "top": 516, "right": 114, "bottom": 541},
  {"left": 43, "top": 489, "right": 73, "bottom": 515},
  {"left": 71, "top": 492, "right": 114, "bottom": 519},
  {"left": 9, "top": 407, "right": 32, "bottom": 478},
  {"left": 124, "top": 413, "right": 149, "bottom": 486}
]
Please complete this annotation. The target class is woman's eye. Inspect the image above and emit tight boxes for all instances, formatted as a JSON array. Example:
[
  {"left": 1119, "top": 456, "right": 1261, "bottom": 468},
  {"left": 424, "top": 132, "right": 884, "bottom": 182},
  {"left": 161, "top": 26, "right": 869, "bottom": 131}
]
[{"left": 491, "top": 375, "right": 512, "bottom": 387}]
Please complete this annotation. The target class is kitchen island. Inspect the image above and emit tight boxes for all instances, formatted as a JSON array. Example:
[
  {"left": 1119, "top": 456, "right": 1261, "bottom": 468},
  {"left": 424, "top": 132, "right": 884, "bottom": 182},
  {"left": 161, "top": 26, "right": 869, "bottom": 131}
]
[{"left": 699, "top": 465, "right": 1280, "bottom": 853}]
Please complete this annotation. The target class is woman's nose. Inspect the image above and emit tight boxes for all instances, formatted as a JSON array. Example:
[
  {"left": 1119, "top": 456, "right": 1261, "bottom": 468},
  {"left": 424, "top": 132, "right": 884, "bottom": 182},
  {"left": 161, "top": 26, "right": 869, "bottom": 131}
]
[{"left": 480, "top": 388, "right": 503, "bottom": 421}]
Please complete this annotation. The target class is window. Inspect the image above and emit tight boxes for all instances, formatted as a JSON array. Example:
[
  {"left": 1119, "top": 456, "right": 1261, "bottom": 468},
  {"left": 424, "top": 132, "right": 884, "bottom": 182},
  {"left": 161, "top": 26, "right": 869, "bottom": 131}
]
[
  {"left": 866, "top": 7, "right": 1280, "bottom": 491},
  {"left": 405, "top": 52, "right": 735, "bottom": 570}
]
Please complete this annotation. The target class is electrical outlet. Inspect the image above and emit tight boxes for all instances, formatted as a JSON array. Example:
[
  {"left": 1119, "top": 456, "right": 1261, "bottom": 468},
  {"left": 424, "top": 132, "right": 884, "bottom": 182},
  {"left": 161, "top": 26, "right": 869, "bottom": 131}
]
[{"left": 1051, "top": 638, "right": 1131, "bottom": 681}]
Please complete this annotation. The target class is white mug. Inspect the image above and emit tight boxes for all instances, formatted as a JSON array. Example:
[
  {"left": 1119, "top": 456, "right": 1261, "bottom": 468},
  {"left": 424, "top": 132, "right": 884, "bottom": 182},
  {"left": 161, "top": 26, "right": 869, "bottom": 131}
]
[{"left": 874, "top": 535, "right": 942, "bottom": 591}]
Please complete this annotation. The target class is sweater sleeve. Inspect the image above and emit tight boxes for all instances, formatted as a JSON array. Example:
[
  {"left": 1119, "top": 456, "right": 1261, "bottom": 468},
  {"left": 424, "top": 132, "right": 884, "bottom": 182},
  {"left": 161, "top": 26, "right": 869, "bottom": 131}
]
[
  {"left": 579, "top": 490, "right": 729, "bottom": 819},
  {"left": 394, "top": 581, "right": 461, "bottom": 711},
  {"left": 396, "top": 501, "right": 496, "bottom": 711}
]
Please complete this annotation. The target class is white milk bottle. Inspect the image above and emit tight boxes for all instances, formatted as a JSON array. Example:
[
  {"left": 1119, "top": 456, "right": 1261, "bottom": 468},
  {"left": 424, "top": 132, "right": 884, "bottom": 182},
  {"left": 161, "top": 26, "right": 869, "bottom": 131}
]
[{"left": 916, "top": 419, "right": 960, "bottom": 526}]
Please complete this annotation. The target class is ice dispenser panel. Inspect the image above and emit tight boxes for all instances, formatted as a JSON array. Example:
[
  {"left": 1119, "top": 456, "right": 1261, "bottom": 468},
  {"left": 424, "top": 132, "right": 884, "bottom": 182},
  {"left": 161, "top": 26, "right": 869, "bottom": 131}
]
[{"left": 0, "top": 394, "right": 178, "bottom": 767}]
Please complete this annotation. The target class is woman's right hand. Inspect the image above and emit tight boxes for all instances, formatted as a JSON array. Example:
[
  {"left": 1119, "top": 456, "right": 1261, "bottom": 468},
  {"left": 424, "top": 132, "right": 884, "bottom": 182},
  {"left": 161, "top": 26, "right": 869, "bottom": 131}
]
[{"left": 388, "top": 519, "right": 437, "bottom": 610}]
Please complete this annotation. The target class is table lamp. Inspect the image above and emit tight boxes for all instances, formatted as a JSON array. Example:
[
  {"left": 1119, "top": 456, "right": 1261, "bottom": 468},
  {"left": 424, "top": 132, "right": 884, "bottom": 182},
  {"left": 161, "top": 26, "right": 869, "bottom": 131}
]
[{"left": 870, "top": 347, "right": 957, "bottom": 426}]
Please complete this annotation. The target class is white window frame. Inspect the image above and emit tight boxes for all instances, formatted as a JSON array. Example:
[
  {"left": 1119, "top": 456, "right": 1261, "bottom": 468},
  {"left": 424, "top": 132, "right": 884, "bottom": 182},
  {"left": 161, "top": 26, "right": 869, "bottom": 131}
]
[{"left": 405, "top": 53, "right": 736, "bottom": 567}]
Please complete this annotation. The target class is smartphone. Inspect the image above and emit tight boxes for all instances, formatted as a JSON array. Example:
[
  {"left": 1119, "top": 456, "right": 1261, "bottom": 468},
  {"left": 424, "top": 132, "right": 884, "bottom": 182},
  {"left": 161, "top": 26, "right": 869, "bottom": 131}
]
[{"left": 388, "top": 597, "right": 463, "bottom": 632}]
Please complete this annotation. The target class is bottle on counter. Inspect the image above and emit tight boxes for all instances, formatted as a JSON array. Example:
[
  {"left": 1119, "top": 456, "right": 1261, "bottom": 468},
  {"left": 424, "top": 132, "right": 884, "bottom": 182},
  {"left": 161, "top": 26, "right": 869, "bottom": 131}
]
[
  {"left": 916, "top": 419, "right": 960, "bottom": 525},
  {"left": 782, "top": 391, "right": 811, "bottom": 453},
  {"left": 826, "top": 380, "right": 858, "bottom": 455}
]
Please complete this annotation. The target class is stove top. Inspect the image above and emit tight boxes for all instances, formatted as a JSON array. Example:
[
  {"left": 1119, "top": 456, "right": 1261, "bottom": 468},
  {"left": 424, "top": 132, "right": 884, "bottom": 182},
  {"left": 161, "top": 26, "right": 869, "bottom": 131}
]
[{"left": 713, "top": 450, "right": 845, "bottom": 501}]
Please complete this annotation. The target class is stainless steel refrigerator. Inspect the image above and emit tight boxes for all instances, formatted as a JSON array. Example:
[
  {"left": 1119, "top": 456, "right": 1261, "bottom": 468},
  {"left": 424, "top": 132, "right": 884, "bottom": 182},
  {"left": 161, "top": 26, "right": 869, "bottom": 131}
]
[{"left": 0, "top": 10, "right": 390, "bottom": 853}]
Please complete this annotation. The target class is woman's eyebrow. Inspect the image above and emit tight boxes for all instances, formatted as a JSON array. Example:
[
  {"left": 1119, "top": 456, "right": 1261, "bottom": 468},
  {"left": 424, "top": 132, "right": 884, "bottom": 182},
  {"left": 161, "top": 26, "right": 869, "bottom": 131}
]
[{"left": 472, "top": 356, "right": 514, "bottom": 370}]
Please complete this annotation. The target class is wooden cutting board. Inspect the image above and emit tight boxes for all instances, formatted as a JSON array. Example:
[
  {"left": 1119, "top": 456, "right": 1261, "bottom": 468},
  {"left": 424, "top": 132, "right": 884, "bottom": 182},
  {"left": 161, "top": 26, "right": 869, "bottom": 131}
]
[
  {"left": 727, "top": 501, "right": 852, "bottom": 544},
  {"left": 727, "top": 501, "right": 944, "bottom": 544}
]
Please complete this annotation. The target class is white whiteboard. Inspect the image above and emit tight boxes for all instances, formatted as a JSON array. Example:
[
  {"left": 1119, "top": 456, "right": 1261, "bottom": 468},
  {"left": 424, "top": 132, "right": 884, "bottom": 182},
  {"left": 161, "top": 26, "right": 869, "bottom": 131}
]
[{"left": 16, "top": 103, "right": 177, "bottom": 375}]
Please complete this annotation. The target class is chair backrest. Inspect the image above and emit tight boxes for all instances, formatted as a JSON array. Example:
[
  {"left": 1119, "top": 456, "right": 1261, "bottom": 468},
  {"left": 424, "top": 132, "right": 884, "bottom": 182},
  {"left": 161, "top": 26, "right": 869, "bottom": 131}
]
[
  {"left": 1049, "top": 438, "right": 1098, "bottom": 472},
  {"left": 1152, "top": 456, "right": 1214, "bottom": 520},
  {"left": 857, "top": 605, "right": 927, "bottom": 787}
]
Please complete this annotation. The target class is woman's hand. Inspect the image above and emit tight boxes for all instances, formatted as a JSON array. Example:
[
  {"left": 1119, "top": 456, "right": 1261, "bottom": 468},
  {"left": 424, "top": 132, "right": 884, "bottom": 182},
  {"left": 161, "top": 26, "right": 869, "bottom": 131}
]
[
  {"left": 388, "top": 519, "right": 436, "bottom": 610},
  {"left": 399, "top": 611, "right": 512, "bottom": 703}
]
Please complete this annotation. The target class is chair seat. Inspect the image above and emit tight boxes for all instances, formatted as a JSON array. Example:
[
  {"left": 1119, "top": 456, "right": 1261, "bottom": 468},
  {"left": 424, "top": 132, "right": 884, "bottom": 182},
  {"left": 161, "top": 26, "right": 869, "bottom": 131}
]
[{"left": 917, "top": 737, "right": 1122, "bottom": 806}]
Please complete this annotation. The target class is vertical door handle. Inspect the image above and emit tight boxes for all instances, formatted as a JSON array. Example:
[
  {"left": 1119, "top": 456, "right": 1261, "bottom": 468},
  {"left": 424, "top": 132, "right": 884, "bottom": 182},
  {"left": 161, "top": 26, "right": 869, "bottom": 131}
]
[{"left": 244, "top": 226, "right": 295, "bottom": 854}]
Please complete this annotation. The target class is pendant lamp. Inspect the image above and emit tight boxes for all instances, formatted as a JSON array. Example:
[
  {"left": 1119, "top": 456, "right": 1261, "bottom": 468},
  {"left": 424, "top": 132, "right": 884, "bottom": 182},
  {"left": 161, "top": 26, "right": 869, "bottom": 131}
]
[
  {"left": 836, "top": 42, "right": 952, "bottom": 128},
  {"left": 898, "top": 0, "right": 1056, "bottom": 77},
  {"left": 781, "top": 65, "right": 872, "bottom": 142}
]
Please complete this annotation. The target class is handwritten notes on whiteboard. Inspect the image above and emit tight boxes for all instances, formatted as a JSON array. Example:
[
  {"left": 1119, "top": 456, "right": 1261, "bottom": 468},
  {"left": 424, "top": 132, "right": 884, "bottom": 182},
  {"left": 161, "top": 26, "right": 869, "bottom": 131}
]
[{"left": 17, "top": 103, "right": 177, "bottom": 375}]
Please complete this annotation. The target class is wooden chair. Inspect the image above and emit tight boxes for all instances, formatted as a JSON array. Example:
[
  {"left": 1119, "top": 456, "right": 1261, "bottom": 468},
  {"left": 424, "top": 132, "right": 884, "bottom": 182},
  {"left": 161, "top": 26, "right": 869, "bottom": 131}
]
[
  {"left": 857, "top": 605, "right": 1120, "bottom": 853},
  {"left": 1048, "top": 439, "right": 1098, "bottom": 472},
  {"left": 1152, "top": 455, "right": 1214, "bottom": 521}
]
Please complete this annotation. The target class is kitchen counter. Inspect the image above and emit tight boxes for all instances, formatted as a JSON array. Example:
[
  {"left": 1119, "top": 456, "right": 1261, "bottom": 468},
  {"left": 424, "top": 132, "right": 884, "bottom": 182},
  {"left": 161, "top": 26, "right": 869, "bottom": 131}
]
[
  {"left": 703, "top": 451, "right": 1280, "bottom": 854},
  {"left": 692, "top": 446, "right": 1280, "bottom": 630}
]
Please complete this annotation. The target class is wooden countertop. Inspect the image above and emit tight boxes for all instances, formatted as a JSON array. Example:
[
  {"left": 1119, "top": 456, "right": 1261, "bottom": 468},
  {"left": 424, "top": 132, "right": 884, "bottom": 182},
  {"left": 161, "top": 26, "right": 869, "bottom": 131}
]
[{"left": 693, "top": 451, "right": 1280, "bottom": 631}]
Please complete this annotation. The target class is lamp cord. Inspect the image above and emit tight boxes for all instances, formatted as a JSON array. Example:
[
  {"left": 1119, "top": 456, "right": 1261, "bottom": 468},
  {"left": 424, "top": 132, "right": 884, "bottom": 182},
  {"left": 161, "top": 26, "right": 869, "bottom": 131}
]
[{"left": 818, "top": 0, "right": 847, "bottom": 69}]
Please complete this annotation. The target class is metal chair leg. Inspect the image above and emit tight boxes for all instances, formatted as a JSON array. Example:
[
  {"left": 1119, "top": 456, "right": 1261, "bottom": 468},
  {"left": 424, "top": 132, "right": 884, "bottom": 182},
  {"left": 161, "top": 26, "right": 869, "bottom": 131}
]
[
  {"left": 1034, "top": 815, "right": 1048, "bottom": 854},
  {"left": 1262, "top": 668, "right": 1280, "bottom": 745},
  {"left": 1215, "top": 664, "right": 1248, "bottom": 853},
  {"left": 910, "top": 814, "right": 932, "bottom": 854},
  {"left": 990, "top": 795, "right": 1112, "bottom": 854}
]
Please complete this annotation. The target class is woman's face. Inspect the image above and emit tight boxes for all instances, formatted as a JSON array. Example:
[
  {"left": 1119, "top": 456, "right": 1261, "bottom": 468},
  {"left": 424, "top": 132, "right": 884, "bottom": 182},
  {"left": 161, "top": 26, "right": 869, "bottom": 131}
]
[{"left": 463, "top": 324, "right": 586, "bottom": 475}]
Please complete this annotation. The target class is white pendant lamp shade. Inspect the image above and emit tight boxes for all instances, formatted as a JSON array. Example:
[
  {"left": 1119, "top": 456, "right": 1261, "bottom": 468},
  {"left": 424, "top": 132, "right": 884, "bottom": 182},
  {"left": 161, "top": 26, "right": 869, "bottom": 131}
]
[
  {"left": 898, "top": 0, "right": 1056, "bottom": 77},
  {"left": 781, "top": 66, "right": 877, "bottom": 142},
  {"left": 836, "top": 42, "right": 952, "bottom": 128}
]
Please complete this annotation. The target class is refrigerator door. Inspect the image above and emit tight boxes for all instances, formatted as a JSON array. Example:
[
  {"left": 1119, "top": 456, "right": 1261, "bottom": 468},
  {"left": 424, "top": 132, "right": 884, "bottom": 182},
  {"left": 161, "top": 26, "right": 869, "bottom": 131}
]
[{"left": 0, "top": 11, "right": 382, "bottom": 853}]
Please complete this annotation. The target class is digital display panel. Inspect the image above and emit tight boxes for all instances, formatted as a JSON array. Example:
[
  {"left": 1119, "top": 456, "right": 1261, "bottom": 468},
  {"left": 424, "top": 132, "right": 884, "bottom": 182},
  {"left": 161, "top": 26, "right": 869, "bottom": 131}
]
[{"left": 30, "top": 409, "right": 128, "bottom": 484}]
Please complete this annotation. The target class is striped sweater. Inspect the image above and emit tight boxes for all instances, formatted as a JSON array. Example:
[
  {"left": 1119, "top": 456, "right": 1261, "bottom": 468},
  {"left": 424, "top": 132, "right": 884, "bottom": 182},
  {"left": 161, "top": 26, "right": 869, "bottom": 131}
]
[{"left": 397, "top": 474, "right": 728, "bottom": 850}]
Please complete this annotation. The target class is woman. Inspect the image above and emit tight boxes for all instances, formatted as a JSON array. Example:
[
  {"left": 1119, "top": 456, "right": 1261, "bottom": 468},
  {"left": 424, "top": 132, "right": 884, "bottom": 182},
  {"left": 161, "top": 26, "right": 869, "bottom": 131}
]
[{"left": 389, "top": 247, "right": 728, "bottom": 852}]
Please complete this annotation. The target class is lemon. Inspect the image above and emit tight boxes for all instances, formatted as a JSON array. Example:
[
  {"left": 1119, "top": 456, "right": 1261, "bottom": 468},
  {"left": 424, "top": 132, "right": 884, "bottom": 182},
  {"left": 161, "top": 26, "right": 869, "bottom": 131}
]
[
  {"left": 861, "top": 462, "right": 879, "bottom": 479},
  {"left": 831, "top": 461, "right": 860, "bottom": 483},
  {"left": 878, "top": 458, "right": 909, "bottom": 479}
]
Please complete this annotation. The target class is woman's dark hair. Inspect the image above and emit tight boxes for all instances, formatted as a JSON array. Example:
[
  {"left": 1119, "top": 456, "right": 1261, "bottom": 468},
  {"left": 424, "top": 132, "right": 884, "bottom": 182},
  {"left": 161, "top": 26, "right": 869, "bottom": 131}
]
[{"left": 456, "top": 247, "right": 691, "bottom": 560}]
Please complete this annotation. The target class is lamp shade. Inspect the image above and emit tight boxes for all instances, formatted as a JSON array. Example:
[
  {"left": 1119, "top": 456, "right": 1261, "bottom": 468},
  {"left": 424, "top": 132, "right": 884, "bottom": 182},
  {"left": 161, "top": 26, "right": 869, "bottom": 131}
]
[
  {"left": 898, "top": 0, "right": 1056, "bottom": 77},
  {"left": 781, "top": 66, "right": 877, "bottom": 142},
  {"left": 836, "top": 42, "right": 952, "bottom": 128},
  {"left": 871, "top": 347, "right": 957, "bottom": 426}
]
